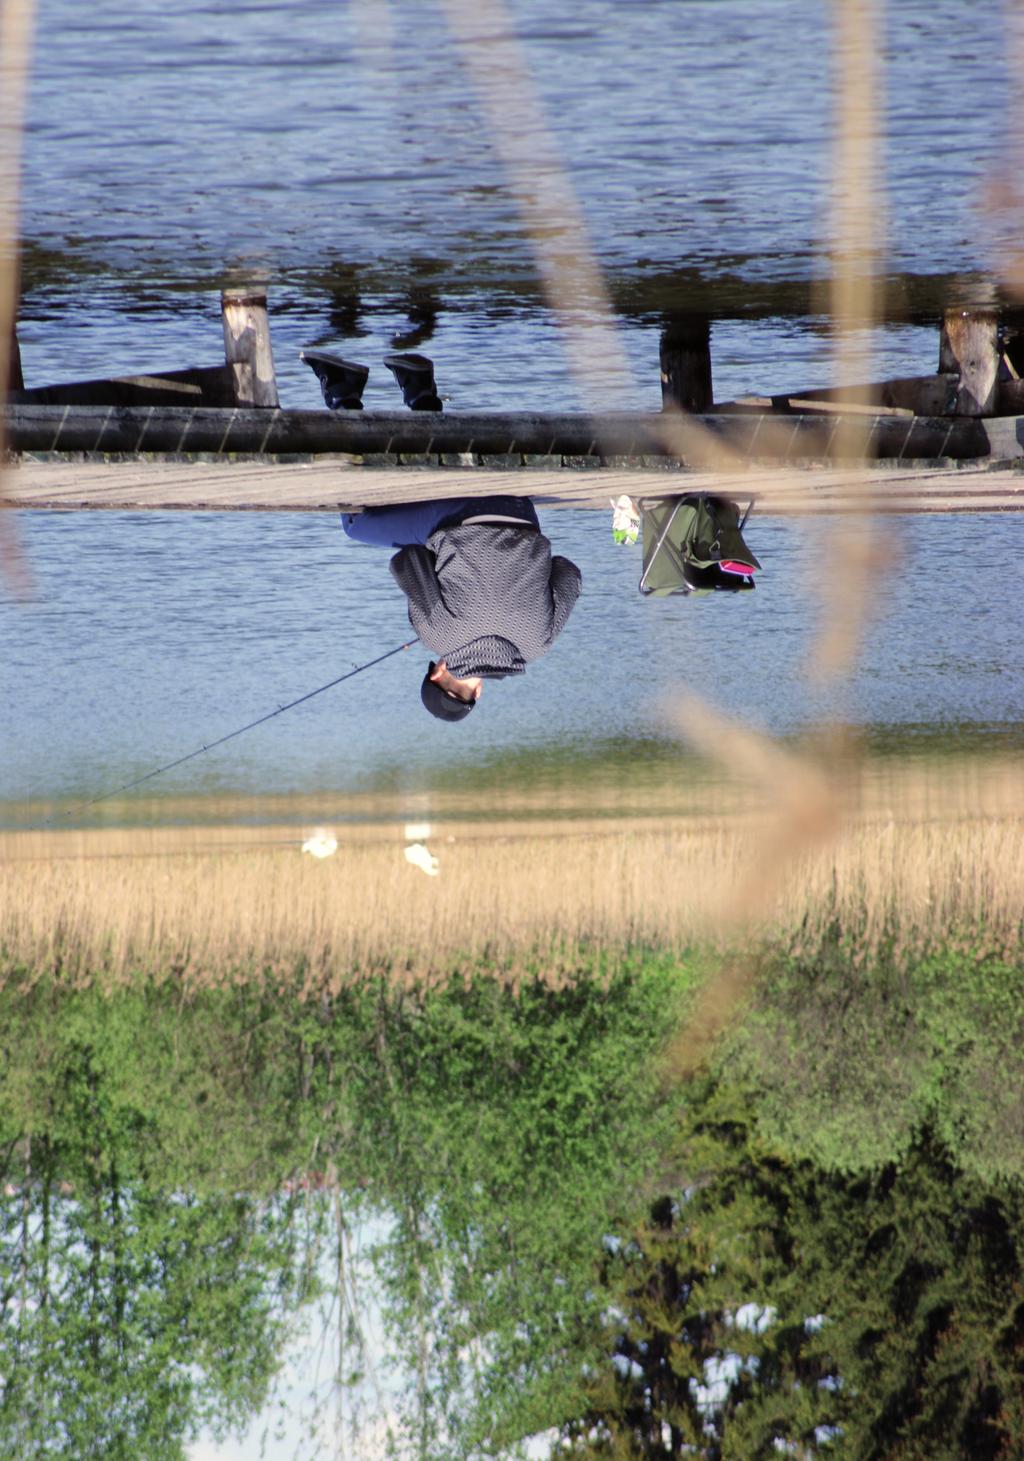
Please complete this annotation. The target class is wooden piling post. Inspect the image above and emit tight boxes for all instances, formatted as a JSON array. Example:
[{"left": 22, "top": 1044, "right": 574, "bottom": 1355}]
[
  {"left": 659, "top": 315, "right": 713, "bottom": 413},
  {"left": 221, "top": 288, "right": 279, "bottom": 408},
  {"left": 938, "top": 308, "right": 999, "bottom": 416}
]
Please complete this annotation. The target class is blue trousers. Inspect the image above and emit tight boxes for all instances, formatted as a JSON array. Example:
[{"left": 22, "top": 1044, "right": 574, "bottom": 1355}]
[{"left": 341, "top": 495, "right": 540, "bottom": 548}]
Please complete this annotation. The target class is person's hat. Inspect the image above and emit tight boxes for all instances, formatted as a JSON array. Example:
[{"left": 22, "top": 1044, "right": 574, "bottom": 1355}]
[{"left": 421, "top": 668, "right": 476, "bottom": 722}]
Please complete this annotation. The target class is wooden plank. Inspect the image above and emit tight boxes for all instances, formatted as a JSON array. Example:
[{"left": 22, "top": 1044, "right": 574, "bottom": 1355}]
[
  {"left": 780, "top": 370, "right": 1023, "bottom": 421},
  {"left": 782, "top": 397, "right": 913, "bottom": 419},
  {"left": 717, "top": 396, "right": 774, "bottom": 411},
  {"left": 2, "top": 458, "right": 1021, "bottom": 515},
  {"left": 2, "top": 404, "right": 993, "bottom": 462}
]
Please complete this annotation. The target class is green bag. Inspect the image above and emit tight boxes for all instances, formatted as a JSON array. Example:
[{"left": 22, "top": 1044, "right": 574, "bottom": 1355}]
[{"left": 638, "top": 494, "right": 760, "bottom": 597}]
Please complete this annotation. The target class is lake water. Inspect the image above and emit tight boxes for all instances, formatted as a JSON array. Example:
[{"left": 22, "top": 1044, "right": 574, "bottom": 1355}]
[
  {"left": 3, "top": 507, "right": 1022, "bottom": 824},
  {"left": 14, "top": 0, "right": 1022, "bottom": 410},
  {"left": 4, "top": 0, "right": 1023, "bottom": 823}
]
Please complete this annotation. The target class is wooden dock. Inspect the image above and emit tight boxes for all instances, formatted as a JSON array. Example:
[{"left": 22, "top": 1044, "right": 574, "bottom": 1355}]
[
  {"left": 5, "top": 287, "right": 1024, "bottom": 514},
  {"left": 3, "top": 455, "right": 1023, "bottom": 515}
]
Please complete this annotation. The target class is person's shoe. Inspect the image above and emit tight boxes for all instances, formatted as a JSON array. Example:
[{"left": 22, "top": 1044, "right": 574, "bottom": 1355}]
[
  {"left": 300, "top": 349, "right": 369, "bottom": 410},
  {"left": 383, "top": 352, "right": 443, "bottom": 412}
]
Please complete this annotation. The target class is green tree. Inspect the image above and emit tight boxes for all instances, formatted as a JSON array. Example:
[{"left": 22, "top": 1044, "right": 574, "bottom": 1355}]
[
  {"left": 556, "top": 1080, "right": 1024, "bottom": 1460},
  {"left": 0, "top": 956, "right": 698, "bottom": 1458},
  {"left": 0, "top": 1029, "right": 316, "bottom": 1458},
  {"left": 557, "top": 1080, "right": 838, "bottom": 1459},
  {"left": 723, "top": 946, "right": 1024, "bottom": 1182},
  {"left": 296, "top": 960, "right": 696, "bottom": 1456}
]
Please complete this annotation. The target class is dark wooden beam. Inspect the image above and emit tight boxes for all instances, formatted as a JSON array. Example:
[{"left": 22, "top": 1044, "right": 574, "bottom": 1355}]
[
  {"left": 660, "top": 316, "right": 713, "bottom": 412},
  {"left": 998, "top": 378, "right": 1024, "bottom": 416},
  {"left": 7, "top": 322, "right": 23, "bottom": 393},
  {"left": 9, "top": 365, "right": 235, "bottom": 408},
  {"left": 4, "top": 404, "right": 990, "bottom": 461},
  {"left": 775, "top": 373, "right": 958, "bottom": 417}
]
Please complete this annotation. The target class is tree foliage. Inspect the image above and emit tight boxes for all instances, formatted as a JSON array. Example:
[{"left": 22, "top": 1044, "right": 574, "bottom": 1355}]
[
  {"left": 4, "top": 941, "right": 1024, "bottom": 1458},
  {"left": 0, "top": 1003, "right": 319, "bottom": 1458},
  {"left": 722, "top": 946, "right": 1024, "bottom": 1181},
  {"left": 0, "top": 953, "right": 696, "bottom": 1457},
  {"left": 557, "top": 1079, "right": 1024, "bottom": 1460}
]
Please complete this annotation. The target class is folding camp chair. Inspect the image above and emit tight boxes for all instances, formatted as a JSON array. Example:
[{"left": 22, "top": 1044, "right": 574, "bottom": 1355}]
[{"left": 637, "top": 494, "right": 760, "bottom": 597}]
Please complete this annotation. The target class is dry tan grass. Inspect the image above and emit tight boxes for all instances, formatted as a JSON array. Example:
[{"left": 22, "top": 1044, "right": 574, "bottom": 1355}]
[{"left": 2, "top": 759, "right": 1022, "bottom": 995}]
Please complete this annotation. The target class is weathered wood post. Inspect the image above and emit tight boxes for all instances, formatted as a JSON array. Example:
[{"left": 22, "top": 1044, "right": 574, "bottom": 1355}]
[
  {"left": 221, "top": 287, "right": 279, "bottom": 408},
  {"left": 938, "top": 307, "right": 999, "bottom": 416},
  {"left": 659, "top": 314, "right": 713, "bottom": 413}
]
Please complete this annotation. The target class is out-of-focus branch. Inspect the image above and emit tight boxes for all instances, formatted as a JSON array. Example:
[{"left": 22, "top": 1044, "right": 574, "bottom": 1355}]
[
  {"left": 436, "top": 0, "right": 763, "bottom": 471},
  {"left": 439, "top": 0, "right": 893, "bottom": 1084},
  {"left": 664, "top": 2, "right": 888, "bottom": 1075},
  {"left": 831, "top": 0, "right": 882, "bottom": 398},
  {"left": 436, "top": 0, "right": 875, "bottom": 480},
  {"left": 0, "top": 0, "right": 36, "bottom": 593},
  {"left": 814, "top": 0, "right": 885, "bottom": 678},
  {"left": 671, "top": 697, "right": 843, "bottom": 935},
  {"left": 987, "top": 1, "right": 1024, "bottom": 300},
  {"left": 435, "top": 0, "right": 633, "bottom": 412},
  {"left": 662, "top": 697, "right": 844, "bottom": 1078}
]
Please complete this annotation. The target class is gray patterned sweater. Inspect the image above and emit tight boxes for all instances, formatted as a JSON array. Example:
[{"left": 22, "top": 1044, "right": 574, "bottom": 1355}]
[{"left": 389, "top": 522, "right": 582, "bottom": 677}]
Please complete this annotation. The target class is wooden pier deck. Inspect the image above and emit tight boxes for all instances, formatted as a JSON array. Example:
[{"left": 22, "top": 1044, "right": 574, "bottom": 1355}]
[
  {"left": 7, "top": 287, "right": 1024, "bottom": 519},
  {"left": 2, "top": 455, "right": 1024, "bottom": 515}
]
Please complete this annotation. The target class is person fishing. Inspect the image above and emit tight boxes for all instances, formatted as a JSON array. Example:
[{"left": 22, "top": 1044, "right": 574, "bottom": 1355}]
[{"left": 341, "top": 495, "right": 582, "bottom": 721}]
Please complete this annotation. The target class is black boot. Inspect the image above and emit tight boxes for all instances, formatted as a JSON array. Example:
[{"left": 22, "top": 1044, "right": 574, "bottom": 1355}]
[
  {"left": 383, "top": 352, "right": 443, "bottom": 412},
  {"left": 300, "top": 349, "right": 369, "bottom": 410}
]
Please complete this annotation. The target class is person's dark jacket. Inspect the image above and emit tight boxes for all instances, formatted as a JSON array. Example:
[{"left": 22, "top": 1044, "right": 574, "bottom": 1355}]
[{"left": 389, "top": 521, "right": 582, "bottom": 677}]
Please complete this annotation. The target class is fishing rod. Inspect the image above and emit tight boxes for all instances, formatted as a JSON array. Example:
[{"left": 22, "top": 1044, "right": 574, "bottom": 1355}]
[{"left": 58, "top": 637, "right": 419, "bottom": 818}]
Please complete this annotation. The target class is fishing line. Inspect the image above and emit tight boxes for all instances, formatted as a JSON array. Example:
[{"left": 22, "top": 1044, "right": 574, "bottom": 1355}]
[{"left": 57, "top": 637, "right": 419, "bottom": 819}]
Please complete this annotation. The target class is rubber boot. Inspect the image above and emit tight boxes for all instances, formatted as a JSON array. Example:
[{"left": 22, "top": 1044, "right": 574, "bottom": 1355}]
[
  {"left": 300, "top": 349, "right": 369, "bottom": 410},
  {"left": 383, "top": 352, "right": 443, "bottom": 412}
]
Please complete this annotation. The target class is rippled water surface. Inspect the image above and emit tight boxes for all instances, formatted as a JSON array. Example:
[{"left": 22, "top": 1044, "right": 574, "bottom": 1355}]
[
  {"left": 14, "top": 0, "right": 1019, "bottom": 407},
  {"left": 3, "top": 508, "right": 1022, "bottom": 822},
  {"left": 6, "top": 0, "right": 1023, "bottom": 825}
]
